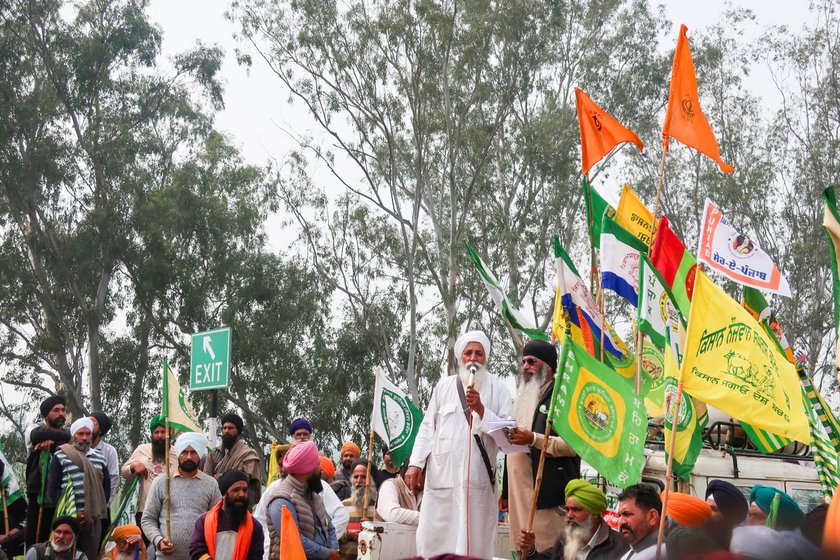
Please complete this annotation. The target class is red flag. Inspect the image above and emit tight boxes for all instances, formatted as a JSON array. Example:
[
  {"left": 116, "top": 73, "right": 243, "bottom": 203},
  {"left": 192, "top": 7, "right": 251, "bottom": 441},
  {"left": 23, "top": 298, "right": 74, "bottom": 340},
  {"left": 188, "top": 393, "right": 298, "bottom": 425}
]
[
  {"left": 649, "top": 216, "right": 697, "bottom": 318},
  {"left": 576, "top": 87, "right": 644, "bottom": 175},
  {"left": 662, "top": 25, "right": 734, "bottom": 173}
]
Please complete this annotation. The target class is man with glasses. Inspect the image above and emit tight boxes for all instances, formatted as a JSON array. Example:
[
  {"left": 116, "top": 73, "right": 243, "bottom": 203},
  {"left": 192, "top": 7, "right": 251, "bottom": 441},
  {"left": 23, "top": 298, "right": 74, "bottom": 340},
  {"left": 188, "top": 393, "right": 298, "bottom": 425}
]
[{"left": 500, "top": 340, "right": 580, "bottom": 553}]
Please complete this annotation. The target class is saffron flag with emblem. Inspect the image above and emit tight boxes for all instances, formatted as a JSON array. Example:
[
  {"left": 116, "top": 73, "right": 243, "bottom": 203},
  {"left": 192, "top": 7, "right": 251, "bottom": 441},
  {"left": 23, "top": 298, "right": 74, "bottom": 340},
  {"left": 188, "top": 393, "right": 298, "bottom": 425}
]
[
  {"left": 549, "top": 338, "right": 647, "bottom": 488},
  {"left": 680, "top": 271, "right": 809, "bottom": 442},
  {"left": 465, "top": 241, "right": 549, "bottom": 341},
  {"left": 662, "top": 322, "right": 704, "bottom": 481},
  {"left": 555, "top": 237, "right": 625, "bottom": 360},
  {"left": 581, "top": 176, "right": 616, "bottom": 249},
  {"left": 649, "top": 216, "right": 697, "bottom": 318},
  {"left": 615, "top": 184, "right": 655, "bottom": 246},
  {"left": 371, "top": 367, "right": 423, "bottom": 467},
  {"left": 0, "top": 445, "right": 24, "bottom": 505},
  {"left": 822, "top": 185, "right": 840, "bottom": 387},
  {"left": 601, "top": 215, "right": 648, "bottom": 307},
  {"left": 161, "top": 357, "right": 203, "bottom": 434},
  {"left": 638, "top": 255, "right": 683, "bottom": 350},
  {"left": 576, "top": 87, "right": 644, "bottom": 175},
  {"left": 662, "top": 25, "right": 734, "bottom": 173},
  {"left": 697, "top": 199, "right": 791, "bottom": 296}
]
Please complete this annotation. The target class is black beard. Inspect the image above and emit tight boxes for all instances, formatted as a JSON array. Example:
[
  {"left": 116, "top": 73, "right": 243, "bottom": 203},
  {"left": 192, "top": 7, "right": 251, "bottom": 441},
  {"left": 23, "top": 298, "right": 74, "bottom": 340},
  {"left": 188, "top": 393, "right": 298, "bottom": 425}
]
[
  {"left": 222, "top": 434, "right": 237, "bottom": 451},
  {"left": 151, "top": 439, "right": 166, "bottom": 462},
  {"left": 305, "top": 474, "right": 323, "bottom": 496},
  {"left": 48, "top": 416, "right": 66, "bottom": 429},
  {"left": 179, "top": 460, "right": 198, "bottom": 472},
  {"left": 224, "top": 496, "right": 249, "bottom": 527}
]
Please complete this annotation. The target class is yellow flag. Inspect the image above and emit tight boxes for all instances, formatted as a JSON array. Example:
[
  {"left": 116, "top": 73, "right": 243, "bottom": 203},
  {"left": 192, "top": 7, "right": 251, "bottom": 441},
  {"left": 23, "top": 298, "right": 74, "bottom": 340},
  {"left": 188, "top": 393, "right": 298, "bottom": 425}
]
[
  {"left": 162, "top": 362, "right": 203, "bottom": 434},
  {"left": 680, "top": 272, "right": 809, "bottom": 442},
  {"left": 615, "top": 184, "right": 654, "bottom": 246}
]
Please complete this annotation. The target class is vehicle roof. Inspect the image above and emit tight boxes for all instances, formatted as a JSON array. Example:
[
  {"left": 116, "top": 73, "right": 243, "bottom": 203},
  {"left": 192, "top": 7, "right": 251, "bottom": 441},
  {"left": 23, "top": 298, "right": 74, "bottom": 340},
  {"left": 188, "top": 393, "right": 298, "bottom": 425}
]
[{"left": 643, "top": 448, "right": 819, "bottom": 482}]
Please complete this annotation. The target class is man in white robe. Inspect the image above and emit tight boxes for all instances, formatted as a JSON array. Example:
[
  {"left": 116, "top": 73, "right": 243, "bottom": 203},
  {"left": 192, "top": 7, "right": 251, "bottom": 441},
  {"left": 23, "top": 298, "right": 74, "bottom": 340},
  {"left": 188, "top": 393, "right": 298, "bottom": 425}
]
[{"left": 406, "top": 330, "right": 512, "bottom": 558}]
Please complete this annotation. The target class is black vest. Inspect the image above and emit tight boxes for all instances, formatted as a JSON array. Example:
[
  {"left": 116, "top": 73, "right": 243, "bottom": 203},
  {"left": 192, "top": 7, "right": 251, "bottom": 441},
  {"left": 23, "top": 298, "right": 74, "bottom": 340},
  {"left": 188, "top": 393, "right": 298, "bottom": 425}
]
[{"left": 503, "top": 380, "right": 581, "bottom": 509}]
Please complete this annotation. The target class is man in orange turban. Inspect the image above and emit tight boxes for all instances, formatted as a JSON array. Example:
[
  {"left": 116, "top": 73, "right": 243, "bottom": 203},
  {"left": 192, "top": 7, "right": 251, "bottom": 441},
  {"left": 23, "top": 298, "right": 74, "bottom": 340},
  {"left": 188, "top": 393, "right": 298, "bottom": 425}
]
[
  {"left": 111, "top": 525, "right": 146, "bottom": 560},
  {"left": 663, "top": 491, "right": 713, "bottom": 528}
]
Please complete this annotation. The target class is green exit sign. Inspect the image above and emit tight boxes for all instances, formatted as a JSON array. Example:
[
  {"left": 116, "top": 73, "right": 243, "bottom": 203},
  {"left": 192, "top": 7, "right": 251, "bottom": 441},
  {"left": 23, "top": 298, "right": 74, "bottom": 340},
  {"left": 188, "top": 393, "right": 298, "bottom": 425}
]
[{"left": 190, "top": 327, "right": 231, "bottom": 391}]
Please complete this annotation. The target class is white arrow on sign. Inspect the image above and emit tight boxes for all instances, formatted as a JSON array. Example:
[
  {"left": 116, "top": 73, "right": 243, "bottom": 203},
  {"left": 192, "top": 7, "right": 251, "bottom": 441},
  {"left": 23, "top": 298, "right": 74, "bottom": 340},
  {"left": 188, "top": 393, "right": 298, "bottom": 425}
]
[{"left": 203, "top": 336, "right": 216, "bottom": 360}]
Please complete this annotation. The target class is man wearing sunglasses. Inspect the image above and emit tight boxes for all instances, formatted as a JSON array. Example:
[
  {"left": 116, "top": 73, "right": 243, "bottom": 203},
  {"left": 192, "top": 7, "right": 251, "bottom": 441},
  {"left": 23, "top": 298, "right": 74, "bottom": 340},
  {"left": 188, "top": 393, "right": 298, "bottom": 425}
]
[{"left": 500, "top": 340, "right": 581, "bottom": 553}]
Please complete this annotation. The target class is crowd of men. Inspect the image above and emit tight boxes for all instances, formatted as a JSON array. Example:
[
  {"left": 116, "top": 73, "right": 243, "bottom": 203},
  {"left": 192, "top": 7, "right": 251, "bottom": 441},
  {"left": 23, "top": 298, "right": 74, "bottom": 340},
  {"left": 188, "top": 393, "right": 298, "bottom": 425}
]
[{"left": 0, "top": 330, "right": 833, "bottom": 560}]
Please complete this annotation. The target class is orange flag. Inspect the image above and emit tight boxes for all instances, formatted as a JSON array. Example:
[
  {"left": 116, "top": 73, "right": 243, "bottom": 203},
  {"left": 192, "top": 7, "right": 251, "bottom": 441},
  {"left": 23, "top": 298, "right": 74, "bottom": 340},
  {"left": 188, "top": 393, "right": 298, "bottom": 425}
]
[
  {"left": 279, "top": 505, "right": 306, "bottom": 560},
  {"left": 576, "top": 87, "right": 644, "bottom": 175},
  {"left": 663, "top": 25, "right": 734, "bottom": 173}
]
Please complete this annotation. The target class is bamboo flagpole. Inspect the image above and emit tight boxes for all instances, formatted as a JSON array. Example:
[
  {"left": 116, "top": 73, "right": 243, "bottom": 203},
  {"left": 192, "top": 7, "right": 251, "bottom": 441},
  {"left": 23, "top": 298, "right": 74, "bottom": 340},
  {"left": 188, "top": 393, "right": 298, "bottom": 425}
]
[
  {"left": 163, "top": 355, "right": 172, "bottom": 542},
  {"left": 361, "top": 426, "right": 375, "bottom": 522},
  {"left": 1, "top": 486, "right": 8, "bottom": 534}
]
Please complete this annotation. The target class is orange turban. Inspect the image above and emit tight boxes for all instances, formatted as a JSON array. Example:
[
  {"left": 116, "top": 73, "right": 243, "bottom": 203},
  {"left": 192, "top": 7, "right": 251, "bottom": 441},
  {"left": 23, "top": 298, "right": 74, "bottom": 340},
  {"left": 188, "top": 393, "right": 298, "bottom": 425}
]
[
  {"left": 662, "top": 491, "right": 712, "bottom": 528},
  {"left": 112, "top": 525, "right": 142, "bottom": 541},
  {"left": 340, "top": 441, "right": 361, "bottom": 457},
  {"left": 320, "top": 456, "right": 336, "bottom": 479}
]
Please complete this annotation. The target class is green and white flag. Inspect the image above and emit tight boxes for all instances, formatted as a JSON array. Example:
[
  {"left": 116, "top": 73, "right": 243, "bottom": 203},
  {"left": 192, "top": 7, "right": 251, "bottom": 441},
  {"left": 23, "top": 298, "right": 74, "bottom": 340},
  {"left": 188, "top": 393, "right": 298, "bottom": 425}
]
[
  {"left": 638, "top": 255, "right": 683, "bottom": 350},
  {"left": 0, "top": 446, "right": 23, "bottom": 504},
  {"left": 465, "top": 241, "right": 548, "bottom": 341},
  {"left": 162, "top": 356, "right": 203, "bottom": 434},
  {"left": 54, "top": 475, "right": 77, "bottom": 518},
  {"left": 372, "top": 367, "right": 423, "bottom": 467},
  {"left": 100, "top": 477, "right": 141, "bottom": 553}
]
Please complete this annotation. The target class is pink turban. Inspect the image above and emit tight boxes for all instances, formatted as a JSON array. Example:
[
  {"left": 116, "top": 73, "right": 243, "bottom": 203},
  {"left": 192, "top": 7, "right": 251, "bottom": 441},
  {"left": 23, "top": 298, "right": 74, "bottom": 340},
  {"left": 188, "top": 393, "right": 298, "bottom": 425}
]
[{"left": 282, "top": 441, "right": 320, "bottom": 475}]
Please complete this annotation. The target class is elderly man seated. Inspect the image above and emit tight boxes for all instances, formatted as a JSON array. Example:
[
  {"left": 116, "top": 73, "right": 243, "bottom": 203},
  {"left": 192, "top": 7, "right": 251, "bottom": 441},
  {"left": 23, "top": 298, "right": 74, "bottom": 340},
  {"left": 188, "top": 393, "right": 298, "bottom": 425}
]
[
  {"left": 111, "top": 526, "right": 147, "bottom": 560},
  {"left": 518, "top": 479, "right": 628, "bottom": 560}
]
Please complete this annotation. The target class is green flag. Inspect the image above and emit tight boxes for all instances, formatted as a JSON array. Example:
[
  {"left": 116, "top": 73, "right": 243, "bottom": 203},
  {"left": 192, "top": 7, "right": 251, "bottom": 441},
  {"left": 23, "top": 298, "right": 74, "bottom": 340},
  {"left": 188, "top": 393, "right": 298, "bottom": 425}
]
[
  {"left": 99, "top": 477, "right": 141, "bottom": 553},
  {"left": 662, "top": 323, "right": 703, "bottom": 481},
  {"left": 822, "top": 185, "right": 840, "bottom": 387},
  {"left": 582, "top": 176, "right": 616, "bottom": 249},
  {"left": 465, "top": 240, "right": 548, "bottom": 341},
  {"left": 54, "top": 475, "right": 77, "bottom": 518},
  {"left": 371, "top": 367, "right": 424, "bottom": 467},
  {"left": 0, "top": 446, "right": 24, "bottom": 504},
  {"left": 549, "top": 337, "right": 647, "bottom": 488}
]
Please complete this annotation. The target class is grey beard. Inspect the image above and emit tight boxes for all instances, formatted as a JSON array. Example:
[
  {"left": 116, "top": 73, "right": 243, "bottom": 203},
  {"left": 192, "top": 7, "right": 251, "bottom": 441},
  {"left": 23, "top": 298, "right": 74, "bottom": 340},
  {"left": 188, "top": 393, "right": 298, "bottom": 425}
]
[
  {"left": 457, "top": 363, "right": 487, "bottom": 392},
  {"left": 115, "top": 550, "right": 135, "bottom": 560},
  {"left": 51, "top": 541, "right": 73, "bottom": 553},
  {"left": 351, "top": 483, "right": 377, "bottom": 511},
  {"left": 512, "top": 365, "right": 548, "bottom": 427},
  {"left": 563, "top": 516, "right": 596, "bottom": 560},
  {"left": 73, "top": 440, "right": 91, "bottom": 453}
]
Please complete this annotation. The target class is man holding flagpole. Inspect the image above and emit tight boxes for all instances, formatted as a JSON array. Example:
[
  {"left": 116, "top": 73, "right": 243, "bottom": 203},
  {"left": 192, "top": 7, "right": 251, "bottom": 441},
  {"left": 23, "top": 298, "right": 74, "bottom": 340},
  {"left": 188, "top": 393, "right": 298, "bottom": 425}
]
[{"left": 405, "top": 330, "right": 512, "bottom": 558}]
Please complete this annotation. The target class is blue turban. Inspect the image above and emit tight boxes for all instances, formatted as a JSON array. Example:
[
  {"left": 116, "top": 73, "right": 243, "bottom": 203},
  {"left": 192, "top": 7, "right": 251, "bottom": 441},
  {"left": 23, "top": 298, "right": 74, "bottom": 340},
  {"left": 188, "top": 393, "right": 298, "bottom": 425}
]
[
  {"left": 288, "top": 417, "right": 313, "bottom": 436},
  {"left": 705, "top": 479, "right": 748, "bottom": 524}
]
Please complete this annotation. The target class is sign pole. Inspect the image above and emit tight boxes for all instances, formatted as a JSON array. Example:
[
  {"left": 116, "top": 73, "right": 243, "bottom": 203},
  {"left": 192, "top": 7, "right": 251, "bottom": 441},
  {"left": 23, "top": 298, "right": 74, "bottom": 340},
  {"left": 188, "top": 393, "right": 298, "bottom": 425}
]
[{"left": 209, "top": 391, "right": 218, "bottom": 448}]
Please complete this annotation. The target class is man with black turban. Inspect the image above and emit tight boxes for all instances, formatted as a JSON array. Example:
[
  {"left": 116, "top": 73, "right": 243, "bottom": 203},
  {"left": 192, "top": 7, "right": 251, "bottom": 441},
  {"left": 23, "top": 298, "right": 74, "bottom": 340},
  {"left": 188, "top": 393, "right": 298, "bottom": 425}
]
[
  {"left": 501, "top": 339, "right": 580, "bottom": 552},
  {"left": 121, "top": 415, "right": 177, "bottom": 538},
  {"left": 202, "top": 413, "right": 262, "bottom": 507},
  {"left": 24, "top": 516, "right": 86, "bottom": 560},
  {"left": 704, "top": 479, "right": 748, "bottom": 548},
  {"left": 24, "top": 395, "right": 70, "bottom": 547},
  {"left": 189, "top": 470, "right": 264, "bottom": 560}
]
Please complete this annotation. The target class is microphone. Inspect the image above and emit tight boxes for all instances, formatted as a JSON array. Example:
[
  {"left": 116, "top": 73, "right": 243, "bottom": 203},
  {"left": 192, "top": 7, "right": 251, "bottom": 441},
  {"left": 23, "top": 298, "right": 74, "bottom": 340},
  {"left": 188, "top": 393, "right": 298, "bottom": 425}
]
[{"left": 468, "top": 363, "right": 477, "bottom": 388}]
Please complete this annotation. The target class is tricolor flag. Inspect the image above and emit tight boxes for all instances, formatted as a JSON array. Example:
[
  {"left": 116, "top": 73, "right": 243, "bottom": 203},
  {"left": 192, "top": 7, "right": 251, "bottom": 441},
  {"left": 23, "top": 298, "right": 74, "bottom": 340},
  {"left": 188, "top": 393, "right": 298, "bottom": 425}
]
[
  {"left": 697, "top": 198, "right": 791, "bottom": 297},
  {"left": 615, "top": 184, "right": 655, "bottom": 247},
  {"left": 649, "top": 216, "right": 697, "bottom": 318},
  {"left": 600, "top": 215, "right": 647, "bottom": 307},
  {"left": 371, "top": 367, "right": 423, "bottom": 467},
  {"left": 663, "top": 25, "right": 734, "bottom": 173},
  {"left": 555, "top": 237, "right": 625, "bottom": 361},
  {"left": 465, "top": 241, "right": 549, "bottom": 341},
  {"left": 162, "top": 357, "right": 203, "bottom": 434},
  {"left": 0, "top": 446, "right": 24, "bottom": 505},
  {"left": 549, "top": 338, "right": 647, "bottom": 488}
]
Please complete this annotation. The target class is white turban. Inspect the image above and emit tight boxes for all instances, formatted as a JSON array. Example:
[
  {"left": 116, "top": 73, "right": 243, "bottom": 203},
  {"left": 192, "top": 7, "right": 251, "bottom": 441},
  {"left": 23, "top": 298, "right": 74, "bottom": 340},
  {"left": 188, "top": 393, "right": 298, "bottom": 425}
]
[
  {"left": 454, "top": 330, "right": 491, "bottom": 362},
  {"left": 70, "top": 418, "right": 94, "bottom": 437},
  {"left": 174, "top": 431, "right": 208, "bottom": 459}
]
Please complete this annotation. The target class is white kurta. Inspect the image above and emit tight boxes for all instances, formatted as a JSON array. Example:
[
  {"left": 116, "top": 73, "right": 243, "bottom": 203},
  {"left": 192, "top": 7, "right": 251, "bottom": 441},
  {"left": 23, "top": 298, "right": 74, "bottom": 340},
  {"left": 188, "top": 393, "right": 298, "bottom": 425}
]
[{"left": 409, "top": 373, "right": 512, "bottom": 558}]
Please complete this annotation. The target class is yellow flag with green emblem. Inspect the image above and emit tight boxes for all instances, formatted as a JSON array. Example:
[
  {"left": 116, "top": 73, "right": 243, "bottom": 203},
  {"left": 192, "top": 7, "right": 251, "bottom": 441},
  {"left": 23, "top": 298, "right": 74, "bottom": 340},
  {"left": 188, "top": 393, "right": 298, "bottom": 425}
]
[
  {"left": 615, "top": 184, "right": 655, "bottom": 246},
  {"left": 680, "top": 271, "right": 809, "bottom": 442}
]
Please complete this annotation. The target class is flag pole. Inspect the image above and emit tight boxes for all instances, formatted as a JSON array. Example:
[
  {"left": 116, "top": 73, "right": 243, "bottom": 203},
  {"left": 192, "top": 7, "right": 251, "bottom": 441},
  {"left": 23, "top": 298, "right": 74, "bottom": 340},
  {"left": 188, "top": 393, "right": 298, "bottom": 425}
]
[
  {"left": 520, "top": 324, "right": 571, "bottom": 560},
  {"left": 655, "top": 379, "right": 684, "bottom": 559},
  {"left": 163, "top": 355, "right": 172, "bottom": 542},
  {"left": 650, "top": 149, "right": 667, "bottom": 236},
  {"left": 362, "top": 426, "right": 375, "bottom": 522},
  {"left": 1, "top": 487, "right": 8, "bottom": 534}
]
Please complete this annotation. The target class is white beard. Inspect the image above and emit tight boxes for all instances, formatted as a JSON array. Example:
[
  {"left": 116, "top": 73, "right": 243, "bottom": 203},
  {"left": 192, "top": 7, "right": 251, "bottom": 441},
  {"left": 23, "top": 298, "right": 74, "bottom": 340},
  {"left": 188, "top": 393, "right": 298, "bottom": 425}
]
[
  {"left": 512, "top": 365, "right": 548, "bottom": 427},
  {"left": 458, "top": 362, "right": 487, "bottom": 392},
  {"left": 563, "top": 516, "right": 596, "bottom": 560},
  {"left": 51, "top": 541, "right": 73, "bottom": 553}
]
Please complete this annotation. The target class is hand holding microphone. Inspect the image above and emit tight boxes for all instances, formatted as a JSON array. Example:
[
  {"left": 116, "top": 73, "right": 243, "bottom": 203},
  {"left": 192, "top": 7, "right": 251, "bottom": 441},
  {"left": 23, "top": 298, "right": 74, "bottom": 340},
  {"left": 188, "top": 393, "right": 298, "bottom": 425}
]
[{"left": 465, "top": 362, "right": 484, "bottom": 419}]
